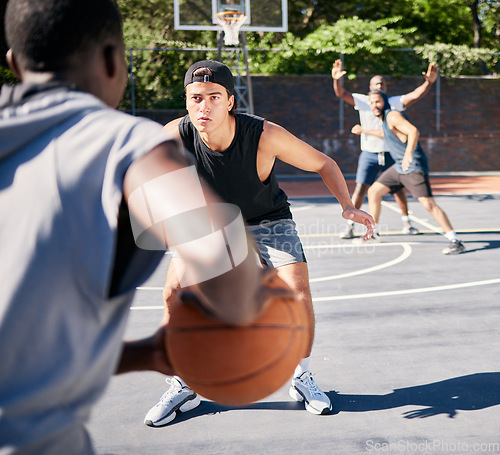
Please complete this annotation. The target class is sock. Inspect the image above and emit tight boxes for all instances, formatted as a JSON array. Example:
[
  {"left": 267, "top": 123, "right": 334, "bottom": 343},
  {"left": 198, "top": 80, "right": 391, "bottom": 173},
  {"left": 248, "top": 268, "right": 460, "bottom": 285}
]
[
  {"left": 401, "top": 215, "right": 410, "bottom": 223},
  {"left": 373, "top": 223, "right": 379, "bottom": 235},
  {"left": 293, "top": 356, "right": 310, "bottom": 378},
  {"left": 347, "top": 219, "right": 354, "bottom": 226},
  {"left": 445, "top": 230, "right": 458, "bottom": 241}
]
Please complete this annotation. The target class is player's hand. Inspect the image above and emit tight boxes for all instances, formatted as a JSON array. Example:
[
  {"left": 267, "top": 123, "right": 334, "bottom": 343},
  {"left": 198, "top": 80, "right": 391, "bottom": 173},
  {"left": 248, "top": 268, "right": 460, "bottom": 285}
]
[
  {"left": 342, "top": 207, "right": 376, "bottom": 240},
  {"left": 351, "top": 124, "right": 363, "bottom": 135},
  {"left": 424, "top": 62, "right": 438, "bottom": 84},
  {"left": 402, "top": 152, "right": 413, "bottom": 172},
  {"left": 331, "top": 59, "right": 346, "bottom": 80}
]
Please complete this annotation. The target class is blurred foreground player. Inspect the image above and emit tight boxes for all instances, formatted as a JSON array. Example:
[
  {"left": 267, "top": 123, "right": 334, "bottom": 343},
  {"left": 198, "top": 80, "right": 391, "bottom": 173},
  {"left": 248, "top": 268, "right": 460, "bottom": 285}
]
[{"left": 0, "top": 1, "right": 272, "bottom": 453}]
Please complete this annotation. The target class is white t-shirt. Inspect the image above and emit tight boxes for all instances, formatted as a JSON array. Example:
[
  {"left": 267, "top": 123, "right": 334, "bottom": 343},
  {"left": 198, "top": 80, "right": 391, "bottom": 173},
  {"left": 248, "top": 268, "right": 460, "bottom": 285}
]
[{"left": 352, "top": 93, "right": 405, "bottom": 153}]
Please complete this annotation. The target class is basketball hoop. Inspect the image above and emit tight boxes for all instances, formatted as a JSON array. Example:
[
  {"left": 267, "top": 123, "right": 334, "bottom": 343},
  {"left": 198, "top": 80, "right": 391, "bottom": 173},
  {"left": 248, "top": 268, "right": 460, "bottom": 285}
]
[{"left": 216, "top": 11, "right": 247, "bottom": 46}]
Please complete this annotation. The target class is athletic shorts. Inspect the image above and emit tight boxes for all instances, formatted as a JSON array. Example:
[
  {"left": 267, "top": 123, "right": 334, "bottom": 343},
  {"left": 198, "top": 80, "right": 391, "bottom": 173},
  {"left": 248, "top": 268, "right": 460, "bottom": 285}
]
[
  {"left": 376, "top": 167, "right": 433, "bottom": 198},
  {"left": 246, "top": 219, "right": 307, "bottom": 268},
  {"left": 356, "top": 150, "right": 395, "bottom": 186}
]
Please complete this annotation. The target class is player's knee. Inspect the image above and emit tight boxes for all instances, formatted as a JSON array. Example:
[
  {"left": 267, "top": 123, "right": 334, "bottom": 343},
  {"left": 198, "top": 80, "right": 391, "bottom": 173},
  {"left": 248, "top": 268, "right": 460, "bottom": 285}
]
[
  {"left": 367, "top": 184, "right": 381, "bottom": 200},
  {"left": 419, "top": 197, "right": 435, "bottom": 212}
]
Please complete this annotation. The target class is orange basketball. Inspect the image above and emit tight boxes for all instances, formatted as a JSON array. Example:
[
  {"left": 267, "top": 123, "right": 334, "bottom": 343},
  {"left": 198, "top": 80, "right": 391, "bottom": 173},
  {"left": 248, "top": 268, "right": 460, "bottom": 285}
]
[{"left": 165, "top": 276, "right": 310, "bottom": 406}]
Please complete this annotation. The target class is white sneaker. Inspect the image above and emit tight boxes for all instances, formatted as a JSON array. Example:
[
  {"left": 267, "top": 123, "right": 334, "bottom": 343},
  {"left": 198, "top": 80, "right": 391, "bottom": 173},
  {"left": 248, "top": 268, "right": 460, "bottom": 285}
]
[
  {"left": 289, "top": 371, "right": 332, "bottom": 415},
  {"left": 402, "top": 224, "right": 419, "bottom": 235},
  {"left": 442, "top": 239, "right": 466, "bottom": 255},
  {"left": 339, "top": 224, "right": 355, "bottom": 239},
  {"left": 144, "top": 377, "right": 200, "bottom": 427}
]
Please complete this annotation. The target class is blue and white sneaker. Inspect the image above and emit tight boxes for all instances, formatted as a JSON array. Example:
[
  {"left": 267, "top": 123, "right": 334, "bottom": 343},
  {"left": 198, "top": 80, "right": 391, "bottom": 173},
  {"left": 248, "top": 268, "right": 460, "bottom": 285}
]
[
  {"left": 442, "top": 239, "right": 466, "bottom": 255},
  {"left": 289, "top": 371, "right": 332, "bottom": 415},
  {"left": 144, "top": 377, "right": 200, "bottom": 427}
]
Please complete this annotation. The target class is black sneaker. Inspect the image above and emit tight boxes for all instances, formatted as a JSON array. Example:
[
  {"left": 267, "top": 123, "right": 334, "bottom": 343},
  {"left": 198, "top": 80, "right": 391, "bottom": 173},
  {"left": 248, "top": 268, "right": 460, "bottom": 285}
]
[{"left": 442, "top": 239, "right": 465, "bottom": 255}]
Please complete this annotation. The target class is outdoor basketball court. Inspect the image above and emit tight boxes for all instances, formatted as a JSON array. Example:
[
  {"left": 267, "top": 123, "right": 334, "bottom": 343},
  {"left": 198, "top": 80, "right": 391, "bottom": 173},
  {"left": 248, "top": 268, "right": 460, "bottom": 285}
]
[
  {"left": 88, "top": 173, "right": 500, "bottom": 455},
  {"left": 90, "top": 2, "right": 500, "bottom": 453}
]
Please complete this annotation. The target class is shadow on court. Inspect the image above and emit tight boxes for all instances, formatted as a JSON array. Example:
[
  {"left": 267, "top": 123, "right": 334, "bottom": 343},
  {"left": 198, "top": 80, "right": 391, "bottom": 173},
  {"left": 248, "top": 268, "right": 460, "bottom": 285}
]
[
  {"left": 328, "top": 372, "right": 500, "bottom": 419},
  {"left": 456, "top": 238, "right": 500, "bottom": 254},
  {"left": 152, "top": 400, "right": 306, "bottom": 428},
  {"left": 149, "top": 372, "right": 500, "bottom": 428}
]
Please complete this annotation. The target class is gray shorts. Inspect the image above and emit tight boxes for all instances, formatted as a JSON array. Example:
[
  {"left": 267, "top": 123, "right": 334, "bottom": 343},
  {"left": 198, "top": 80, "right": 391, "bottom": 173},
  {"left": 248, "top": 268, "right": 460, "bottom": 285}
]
[
  {"left": 246, "top": 219, "right": 306, "bottom": 268},
  {"left": 377, "top": 167, "right": 433, "bottom": 198}
]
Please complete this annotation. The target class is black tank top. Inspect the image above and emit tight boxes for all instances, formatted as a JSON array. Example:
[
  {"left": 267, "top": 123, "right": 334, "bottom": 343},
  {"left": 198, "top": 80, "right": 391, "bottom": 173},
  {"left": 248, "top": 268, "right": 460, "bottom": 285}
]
[{"left": 178, "top": 114, "right": 291, "bottom": 225}]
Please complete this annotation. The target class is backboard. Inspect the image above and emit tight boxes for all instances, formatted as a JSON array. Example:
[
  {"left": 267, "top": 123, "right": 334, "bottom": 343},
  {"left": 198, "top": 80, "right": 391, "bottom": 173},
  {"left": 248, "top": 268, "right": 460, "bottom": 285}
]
[{"left": 173, "top": 0, "right": 288, "bottom": 32}]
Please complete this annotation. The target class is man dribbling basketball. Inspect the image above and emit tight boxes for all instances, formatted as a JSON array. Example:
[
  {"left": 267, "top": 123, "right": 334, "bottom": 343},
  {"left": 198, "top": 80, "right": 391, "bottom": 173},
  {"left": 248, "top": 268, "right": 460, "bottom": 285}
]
[
  {"left": 0, "top": 3, "right": 272, "bottom": 453},
  {"left": 144, "top": 60, "right": 376, "bottom": 426}
]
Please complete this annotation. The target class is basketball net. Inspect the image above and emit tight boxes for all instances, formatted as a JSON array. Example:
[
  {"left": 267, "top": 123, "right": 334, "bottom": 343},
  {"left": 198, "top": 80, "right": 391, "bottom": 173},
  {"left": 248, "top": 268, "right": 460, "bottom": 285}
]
[{"left": 216, "top": 11, "right": 247, "bottom": 46}]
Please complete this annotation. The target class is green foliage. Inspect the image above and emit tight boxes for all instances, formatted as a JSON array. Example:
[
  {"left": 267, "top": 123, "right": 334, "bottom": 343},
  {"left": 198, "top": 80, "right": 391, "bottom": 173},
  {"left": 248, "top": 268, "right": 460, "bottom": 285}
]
[
  {"left": 118, "top": 4, "right": 500, "bottom": 111},
  {"left": 478, "top": 0, "right": 500, "bottom": 49},
  {"left": 415, "top": 42, "right": 500, "bottom": 77},
  {"left": 117, "top": 0, "right": 219, "bottom": 110},
  {"left": 2, "top": 0, "right": 499, "bottom": 95},
  {"left": 119, "top": 45, "right": 219, "bottom": 111},
  {"left": 0, "top": 66, "right": 17, "bottom": 85},
  {"left": 397, "top": 0, "right": 474, "bottom": 45},
  {"left": 246, "top": 17, "right": 423, "bottom": 77}
]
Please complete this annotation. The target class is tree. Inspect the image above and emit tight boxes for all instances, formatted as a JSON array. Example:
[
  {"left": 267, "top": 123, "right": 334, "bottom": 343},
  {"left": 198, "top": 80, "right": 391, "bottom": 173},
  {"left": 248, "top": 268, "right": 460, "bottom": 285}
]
[
  {"left": 118, "top": 0, "right": 217, "bottom": 109},
  {"left": 247, "top": 17, "right": 421, "bottom": 76},
  {"left": 475, "top": 0, "right": 500, "bottom": 50},
  {"left": 470, "top": 0, "right": 482, "bottom": 47},
  {"left": 1, "top": 0, "right": 497, "bottom": 105}
]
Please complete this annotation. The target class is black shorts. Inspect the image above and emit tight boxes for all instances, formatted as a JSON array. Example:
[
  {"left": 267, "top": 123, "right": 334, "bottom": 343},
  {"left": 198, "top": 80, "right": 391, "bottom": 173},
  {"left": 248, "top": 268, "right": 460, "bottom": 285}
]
[{"left": 376, "top": 167, "right": 433, "bottom": 198}]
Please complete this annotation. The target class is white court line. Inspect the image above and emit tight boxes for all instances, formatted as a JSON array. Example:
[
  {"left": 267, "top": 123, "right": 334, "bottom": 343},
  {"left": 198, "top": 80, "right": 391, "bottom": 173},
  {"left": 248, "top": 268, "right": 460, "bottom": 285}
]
[
  {"left": 133, "top": 277, "right": 500, "bottom": 309},
  {"left": 133, "top": 233, "right": 499, "bottom": 308},
  {"left": 312, "top": 277, "right": 500, "bottom": 302},
  {"left": 135, "top": 243, "right": 415, "bottom": 291},
  {"left": 307, "top": 243, "right": 413, "bottom": 283},
  {"left": 291, "top": 205, "right": 313, "bottom": 212}
]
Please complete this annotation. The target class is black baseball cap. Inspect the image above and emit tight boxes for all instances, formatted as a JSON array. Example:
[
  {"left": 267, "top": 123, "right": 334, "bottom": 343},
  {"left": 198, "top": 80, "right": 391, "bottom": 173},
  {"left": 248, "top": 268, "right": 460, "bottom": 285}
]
[{"left": 184, "top": 60, "right": 234, "bottom": 94}]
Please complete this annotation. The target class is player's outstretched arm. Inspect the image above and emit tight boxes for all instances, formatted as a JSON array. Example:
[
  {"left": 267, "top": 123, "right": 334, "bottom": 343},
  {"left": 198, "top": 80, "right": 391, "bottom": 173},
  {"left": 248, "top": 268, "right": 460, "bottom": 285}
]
[
  {"left": 260, "top": 122, "right": 375, "bottom": 239},
  {"left": 116, "top": 325, "right": 173, "bottom": 375},
  {"left": 331, "top": 59, "right": 355, "bottom": 106},
  {"left": 402, "top": 62, "right": 438, "bottom": 109}
]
